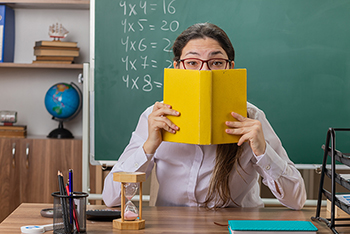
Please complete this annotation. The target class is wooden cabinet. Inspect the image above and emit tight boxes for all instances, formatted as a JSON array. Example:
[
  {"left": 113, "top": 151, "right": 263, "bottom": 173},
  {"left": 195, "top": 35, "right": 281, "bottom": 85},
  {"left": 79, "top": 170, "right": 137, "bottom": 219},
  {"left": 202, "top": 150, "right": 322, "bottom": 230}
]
[
  {"left": 0, "top": 137, "right": 83, "bottom": 222},
  {"left": 20, "top": 138, "right": 83, "bottom": 203},
  {"left": 0, "top": 138, "right": 21, "bottom": 223}
]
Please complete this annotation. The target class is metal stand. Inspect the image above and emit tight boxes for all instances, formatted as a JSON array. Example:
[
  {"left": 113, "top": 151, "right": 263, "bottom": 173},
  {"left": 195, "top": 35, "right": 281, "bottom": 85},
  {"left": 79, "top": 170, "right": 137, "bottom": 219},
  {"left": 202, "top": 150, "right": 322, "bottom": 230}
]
[{"left": 312, "top": 128, "right": 350, "bottom": 234}]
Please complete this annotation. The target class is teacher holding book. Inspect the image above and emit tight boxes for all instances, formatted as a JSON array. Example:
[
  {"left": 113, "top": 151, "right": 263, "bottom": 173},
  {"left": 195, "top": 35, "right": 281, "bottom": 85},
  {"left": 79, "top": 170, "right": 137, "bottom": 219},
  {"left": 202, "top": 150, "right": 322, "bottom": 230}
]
[{"left": 103, "top": 23, "right": 306, "bottom": 210}]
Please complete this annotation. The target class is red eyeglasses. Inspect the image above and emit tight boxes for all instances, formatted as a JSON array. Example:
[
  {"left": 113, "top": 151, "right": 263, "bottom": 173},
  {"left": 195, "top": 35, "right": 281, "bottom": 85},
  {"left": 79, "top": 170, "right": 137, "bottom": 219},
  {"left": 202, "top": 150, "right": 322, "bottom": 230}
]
[{"left": 179, "top": 58, "right": 231, "bottom": 70}]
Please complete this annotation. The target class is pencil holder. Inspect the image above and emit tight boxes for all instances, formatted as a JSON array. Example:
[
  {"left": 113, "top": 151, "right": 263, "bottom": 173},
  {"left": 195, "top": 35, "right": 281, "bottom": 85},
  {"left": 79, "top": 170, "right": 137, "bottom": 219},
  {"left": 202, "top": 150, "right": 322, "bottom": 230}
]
[{"left": 52, "top": 192, "right": 89, "bottom": 234}]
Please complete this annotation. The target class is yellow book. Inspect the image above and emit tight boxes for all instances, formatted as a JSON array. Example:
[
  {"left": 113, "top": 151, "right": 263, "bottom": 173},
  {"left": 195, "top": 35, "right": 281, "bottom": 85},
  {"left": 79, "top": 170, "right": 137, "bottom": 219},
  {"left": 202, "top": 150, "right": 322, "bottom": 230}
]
[{"left": 163, "top": 68, "right": 247, "bottom": 145}]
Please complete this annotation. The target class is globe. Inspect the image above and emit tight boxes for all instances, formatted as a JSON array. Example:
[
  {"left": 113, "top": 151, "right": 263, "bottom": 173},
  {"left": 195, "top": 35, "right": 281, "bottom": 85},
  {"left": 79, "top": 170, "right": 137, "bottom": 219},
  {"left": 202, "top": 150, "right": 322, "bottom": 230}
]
[{"left": 44, "top": 82, "right": 82, "bottom": 138}]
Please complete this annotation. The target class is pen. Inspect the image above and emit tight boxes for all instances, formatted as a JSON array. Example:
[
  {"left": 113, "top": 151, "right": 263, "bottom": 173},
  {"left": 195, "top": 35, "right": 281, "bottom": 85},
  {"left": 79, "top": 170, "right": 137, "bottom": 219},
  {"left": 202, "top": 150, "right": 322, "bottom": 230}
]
[
  {"left": 66, "top": 183, "right": 80, "bottom": 232},
  {"left": 69, "top": 169, "right": 73, "bottom": 196},
  {"left": 69, "top": 169, "right": 73, "bottom": 225}
]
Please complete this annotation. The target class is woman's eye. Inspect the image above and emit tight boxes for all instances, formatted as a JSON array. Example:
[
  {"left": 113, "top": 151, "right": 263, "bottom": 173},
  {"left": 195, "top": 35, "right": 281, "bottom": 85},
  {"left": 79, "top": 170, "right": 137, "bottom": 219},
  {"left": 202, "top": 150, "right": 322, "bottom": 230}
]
[
  {"left": 187, "top": 61, "right": 198, "bottom": 66},
  {"left": 212, "top": 61, "right": 223, "bottom": 66}
]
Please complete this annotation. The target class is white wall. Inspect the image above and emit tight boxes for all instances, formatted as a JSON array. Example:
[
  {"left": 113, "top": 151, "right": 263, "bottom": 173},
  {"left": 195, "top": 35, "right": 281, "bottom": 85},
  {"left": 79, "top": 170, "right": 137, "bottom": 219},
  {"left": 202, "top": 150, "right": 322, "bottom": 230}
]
[{"left": 0, "top": 8, "right": 89, "bottom": 137}]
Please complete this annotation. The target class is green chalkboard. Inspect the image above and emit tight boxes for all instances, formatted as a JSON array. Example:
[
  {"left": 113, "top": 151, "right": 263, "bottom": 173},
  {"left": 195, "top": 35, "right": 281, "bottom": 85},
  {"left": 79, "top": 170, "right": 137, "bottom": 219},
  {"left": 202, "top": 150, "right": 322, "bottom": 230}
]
[{"left": 92, "top": 0, "right": 350, "bottom": 164}]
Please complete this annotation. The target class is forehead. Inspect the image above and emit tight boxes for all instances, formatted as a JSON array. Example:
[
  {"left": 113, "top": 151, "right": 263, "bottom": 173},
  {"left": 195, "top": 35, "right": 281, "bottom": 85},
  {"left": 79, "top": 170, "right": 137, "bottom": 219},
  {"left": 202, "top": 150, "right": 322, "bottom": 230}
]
[{"left": 181, "top": 37, "right": 227, "bottom": 57}]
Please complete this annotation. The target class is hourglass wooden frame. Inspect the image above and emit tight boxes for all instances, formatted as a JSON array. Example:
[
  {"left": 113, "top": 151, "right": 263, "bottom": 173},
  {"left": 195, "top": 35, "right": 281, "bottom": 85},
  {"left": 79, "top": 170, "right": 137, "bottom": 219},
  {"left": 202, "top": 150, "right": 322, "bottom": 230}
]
[{"left": 113, "top": 172, "right": 146, "bottom": 230}]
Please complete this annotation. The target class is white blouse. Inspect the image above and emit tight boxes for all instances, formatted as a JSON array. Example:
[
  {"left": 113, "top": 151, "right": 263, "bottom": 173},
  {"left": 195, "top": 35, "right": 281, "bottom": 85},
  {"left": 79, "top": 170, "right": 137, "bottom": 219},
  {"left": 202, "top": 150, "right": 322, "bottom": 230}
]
[{"left": 102, "top": 102, "right": 306, "bottom": 210}]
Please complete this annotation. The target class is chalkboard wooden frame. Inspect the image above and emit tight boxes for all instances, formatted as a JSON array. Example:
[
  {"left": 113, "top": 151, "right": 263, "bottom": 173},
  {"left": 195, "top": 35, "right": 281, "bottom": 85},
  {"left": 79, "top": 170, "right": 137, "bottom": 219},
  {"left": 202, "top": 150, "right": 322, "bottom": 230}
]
[{"left": 90, "top": 0, "right": 350, "bottom": 166}]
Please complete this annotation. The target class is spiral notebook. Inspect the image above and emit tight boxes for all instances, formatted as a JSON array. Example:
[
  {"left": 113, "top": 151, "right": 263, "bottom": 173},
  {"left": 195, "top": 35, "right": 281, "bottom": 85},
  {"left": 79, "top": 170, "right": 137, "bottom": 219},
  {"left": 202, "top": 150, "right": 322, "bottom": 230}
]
[{"left": 228, "top": 220, "right": 318, "bottom": 234}]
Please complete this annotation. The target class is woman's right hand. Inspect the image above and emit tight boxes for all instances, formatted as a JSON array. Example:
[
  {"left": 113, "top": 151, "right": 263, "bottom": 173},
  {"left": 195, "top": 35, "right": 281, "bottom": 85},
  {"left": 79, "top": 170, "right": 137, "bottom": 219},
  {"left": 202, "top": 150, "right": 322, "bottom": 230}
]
[{"left": 143, "top": 102, "right": 180, "bottom": 154}]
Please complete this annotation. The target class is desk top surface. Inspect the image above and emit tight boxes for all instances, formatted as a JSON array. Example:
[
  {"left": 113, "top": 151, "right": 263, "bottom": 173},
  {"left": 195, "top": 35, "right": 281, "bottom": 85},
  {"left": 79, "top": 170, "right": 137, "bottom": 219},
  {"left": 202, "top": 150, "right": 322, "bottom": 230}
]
[{"left": 0, "top": 203, "right": 348, "bottom": 233}]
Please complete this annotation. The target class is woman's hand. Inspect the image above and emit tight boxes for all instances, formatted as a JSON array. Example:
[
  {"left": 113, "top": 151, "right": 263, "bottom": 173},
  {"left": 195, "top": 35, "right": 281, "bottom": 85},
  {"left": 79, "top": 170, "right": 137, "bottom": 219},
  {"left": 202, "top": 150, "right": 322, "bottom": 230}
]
[
  {"left": 143, "top": 102, "right": 180, "bottom": 154},
  {"left": 225, "top": 112, "right": 266, "bottom": 156}
]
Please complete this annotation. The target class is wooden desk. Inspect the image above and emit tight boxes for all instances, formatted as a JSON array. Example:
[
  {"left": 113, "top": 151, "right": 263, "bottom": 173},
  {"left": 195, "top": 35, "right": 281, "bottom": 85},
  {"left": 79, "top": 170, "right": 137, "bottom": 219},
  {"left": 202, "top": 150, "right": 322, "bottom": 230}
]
[{"left": 0, "top": 203, "right": 347, "bottom": 233}]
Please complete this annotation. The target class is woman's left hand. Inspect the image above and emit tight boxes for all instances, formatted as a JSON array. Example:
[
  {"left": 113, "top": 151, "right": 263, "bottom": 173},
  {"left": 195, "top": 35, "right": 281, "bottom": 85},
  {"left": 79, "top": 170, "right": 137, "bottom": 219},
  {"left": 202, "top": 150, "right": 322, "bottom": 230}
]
[{"left": 225, "top": 112, "right": 266, "bottom": 156}]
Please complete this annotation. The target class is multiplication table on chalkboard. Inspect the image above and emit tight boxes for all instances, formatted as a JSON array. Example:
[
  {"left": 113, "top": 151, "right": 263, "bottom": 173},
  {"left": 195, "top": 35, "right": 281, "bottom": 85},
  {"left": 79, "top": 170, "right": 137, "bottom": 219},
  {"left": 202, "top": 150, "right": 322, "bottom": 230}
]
[
  {"left": 92, "top": 0, "right": 350, "bottom": 165},
  {"left": 93, "top": 0, "right": 187, "bottom": 162}
]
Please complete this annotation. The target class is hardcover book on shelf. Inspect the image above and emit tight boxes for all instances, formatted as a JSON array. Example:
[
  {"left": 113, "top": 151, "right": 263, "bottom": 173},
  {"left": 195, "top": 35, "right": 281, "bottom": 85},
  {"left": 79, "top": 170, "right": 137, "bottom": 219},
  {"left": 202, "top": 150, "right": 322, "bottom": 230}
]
[
  {"left": 0, "top": 125, "right": 27, "bottom": 138},
  {"left": 34, "top": 50, "right": 79, "bottom": 57},
  {"left": 34, "top": 55, "right": 74, "bottom": 64},
  {"left": 0, "top": 125, "right": 26, "bottom": 130},
  {"left": 33, "top": 41, "right": 80, "bottom": 63},
  {"left": 33, "top": 46, "right": 79, "bottom": 57},
  {"left": 0, "top": 5, "right": 15, "bottom": 63},
  {"left": 35, "top": 40, "right": 77, "bottom": 48},
  {"left": 32, "top": 60, "right": 72, "bottom": 64},
  {"left": 34, "top": 46, "right": 79, "bottom": 51},
  {"left": 163, "top": 68, "right": 247, "bottom": 145},
  {"left": 36, "top": 56, "right": 75, "bottom": 61},
  {"left": 228, "top": 220, "right": 318, "bottom": 234}
]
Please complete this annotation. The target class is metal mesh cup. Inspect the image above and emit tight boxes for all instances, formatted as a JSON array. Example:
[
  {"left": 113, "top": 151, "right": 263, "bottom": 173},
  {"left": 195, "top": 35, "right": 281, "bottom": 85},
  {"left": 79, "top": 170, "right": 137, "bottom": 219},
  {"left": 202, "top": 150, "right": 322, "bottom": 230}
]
[{"left": 52, "top": 192, "right": 89, "bottom": 233}]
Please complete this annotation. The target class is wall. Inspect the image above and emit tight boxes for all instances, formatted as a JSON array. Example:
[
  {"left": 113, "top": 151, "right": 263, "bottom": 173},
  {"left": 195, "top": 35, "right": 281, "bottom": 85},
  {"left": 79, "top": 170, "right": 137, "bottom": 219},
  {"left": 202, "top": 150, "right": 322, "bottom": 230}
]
[{"left": 0, "top": 8, "right": 89, "bottom": 137}]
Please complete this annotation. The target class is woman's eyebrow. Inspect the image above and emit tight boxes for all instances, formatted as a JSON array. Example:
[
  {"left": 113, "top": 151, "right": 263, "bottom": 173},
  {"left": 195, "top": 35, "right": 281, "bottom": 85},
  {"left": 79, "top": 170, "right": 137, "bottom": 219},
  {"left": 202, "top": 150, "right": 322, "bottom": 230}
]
[
  {"left": 183, "top": 51, "right": 225, "bottom": 57},
  {"left": 209, "top": 51, "right": 225, "bottom": 56},
  {"left": 183, "top": 51, "right": 200, "bottom": 57}
]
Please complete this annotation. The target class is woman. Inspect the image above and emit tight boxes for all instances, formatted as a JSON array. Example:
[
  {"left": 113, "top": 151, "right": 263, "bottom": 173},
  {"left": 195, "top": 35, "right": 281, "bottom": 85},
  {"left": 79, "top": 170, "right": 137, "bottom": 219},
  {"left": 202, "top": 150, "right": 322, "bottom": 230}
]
[{"left": 102, "top": 23, "right": 306, "bottom": 210}]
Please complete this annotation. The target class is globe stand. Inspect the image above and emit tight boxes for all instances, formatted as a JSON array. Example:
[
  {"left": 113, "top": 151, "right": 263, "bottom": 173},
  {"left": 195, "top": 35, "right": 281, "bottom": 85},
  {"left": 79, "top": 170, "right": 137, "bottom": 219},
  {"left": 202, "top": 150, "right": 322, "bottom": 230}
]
[
  {"left": 47, "top": 120, "right": 74, "bottom": 139},
  {"left": 45, "top": 82, "right": 82, "bottom": 139}
]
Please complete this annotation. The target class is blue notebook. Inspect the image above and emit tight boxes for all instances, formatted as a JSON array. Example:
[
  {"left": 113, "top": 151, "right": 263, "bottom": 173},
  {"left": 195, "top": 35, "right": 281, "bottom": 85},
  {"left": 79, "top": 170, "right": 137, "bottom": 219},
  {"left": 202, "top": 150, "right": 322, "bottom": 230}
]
[
  {"left": 0, "top": 5, "right": 15, "bottom": 63},
  {"left": 228, "top": 220, "right": 318, "bottom": 234}
]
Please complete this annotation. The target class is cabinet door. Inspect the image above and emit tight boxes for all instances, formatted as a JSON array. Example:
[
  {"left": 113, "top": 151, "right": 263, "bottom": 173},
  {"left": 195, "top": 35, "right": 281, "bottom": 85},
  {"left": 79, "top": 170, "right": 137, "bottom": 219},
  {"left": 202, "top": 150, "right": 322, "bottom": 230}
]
[
  {"left": 20, "top": 138, "right": 82, "bottom": 203},
  {"left": 0, "top": 138, "right": 21, "bottom": 222}
]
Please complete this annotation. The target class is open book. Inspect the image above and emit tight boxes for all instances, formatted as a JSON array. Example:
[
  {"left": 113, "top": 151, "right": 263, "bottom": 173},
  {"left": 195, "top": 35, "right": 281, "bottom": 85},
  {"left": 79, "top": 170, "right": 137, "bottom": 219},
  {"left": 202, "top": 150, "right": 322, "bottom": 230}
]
[{"left": 163, "top": 68, "right": 247, "bottom": 145}]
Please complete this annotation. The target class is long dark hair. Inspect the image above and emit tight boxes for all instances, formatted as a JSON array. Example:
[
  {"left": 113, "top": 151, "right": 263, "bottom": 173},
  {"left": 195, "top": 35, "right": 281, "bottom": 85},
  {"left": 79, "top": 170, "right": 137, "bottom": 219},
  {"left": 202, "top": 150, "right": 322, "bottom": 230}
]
[
  {"left": 172, "top": 23, "right": 242, "bottom": 209},
  {"left": 172, "top": 23, "right": 235, "bottom": 63},
  {"left": 204, "top": 144, "right": 242, "bottom": 209}
]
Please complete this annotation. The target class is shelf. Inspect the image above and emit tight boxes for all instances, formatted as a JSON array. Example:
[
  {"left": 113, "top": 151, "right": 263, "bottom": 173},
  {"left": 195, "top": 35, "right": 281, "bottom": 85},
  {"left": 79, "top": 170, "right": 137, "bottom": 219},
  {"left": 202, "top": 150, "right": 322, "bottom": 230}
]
[
  {"left": 312, "top": 128, "right": 350, "bottom": 233},
  {"left": 324, "top": 168, "right": 350, "bottom": 191},
  {"left": 323, "top": 190, "right": 350, "bottom": 216},
  {"left": 322, "top": 145, "right": 350, "bottom": 167},
  {"left": 0, "top": 62, "right": 83, "bottom": 69},
  {"left": 1, "top": 0, "right": 90, "bottom": 9}
]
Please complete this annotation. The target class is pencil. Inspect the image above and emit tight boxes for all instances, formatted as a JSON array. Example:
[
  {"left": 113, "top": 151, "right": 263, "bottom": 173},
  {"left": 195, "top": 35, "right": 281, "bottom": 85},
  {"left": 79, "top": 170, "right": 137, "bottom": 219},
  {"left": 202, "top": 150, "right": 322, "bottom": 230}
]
[{"left": 58, "top": 171, "right": 70, "bottom": 233}]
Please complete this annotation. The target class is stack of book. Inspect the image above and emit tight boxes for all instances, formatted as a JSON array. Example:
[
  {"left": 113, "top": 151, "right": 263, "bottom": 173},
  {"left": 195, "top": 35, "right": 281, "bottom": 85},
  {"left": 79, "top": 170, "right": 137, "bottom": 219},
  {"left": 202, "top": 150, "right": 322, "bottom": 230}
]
[
  {"left": 33, "top": 40, "right": 79, "bottom": 64},
  {"left": 0, "top": 125, "right": 27, "bottom": 138}
]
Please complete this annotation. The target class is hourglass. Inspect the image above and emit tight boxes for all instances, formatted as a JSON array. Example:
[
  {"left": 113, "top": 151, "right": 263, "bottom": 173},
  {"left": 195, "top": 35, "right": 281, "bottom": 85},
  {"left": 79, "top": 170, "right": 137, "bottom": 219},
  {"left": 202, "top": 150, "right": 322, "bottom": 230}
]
[
  {"left": 124, "top": 183, "right": 139, "bottom": 221},
  {"left": 113, "top": 172, "right": 146, "bottom": 230}
]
